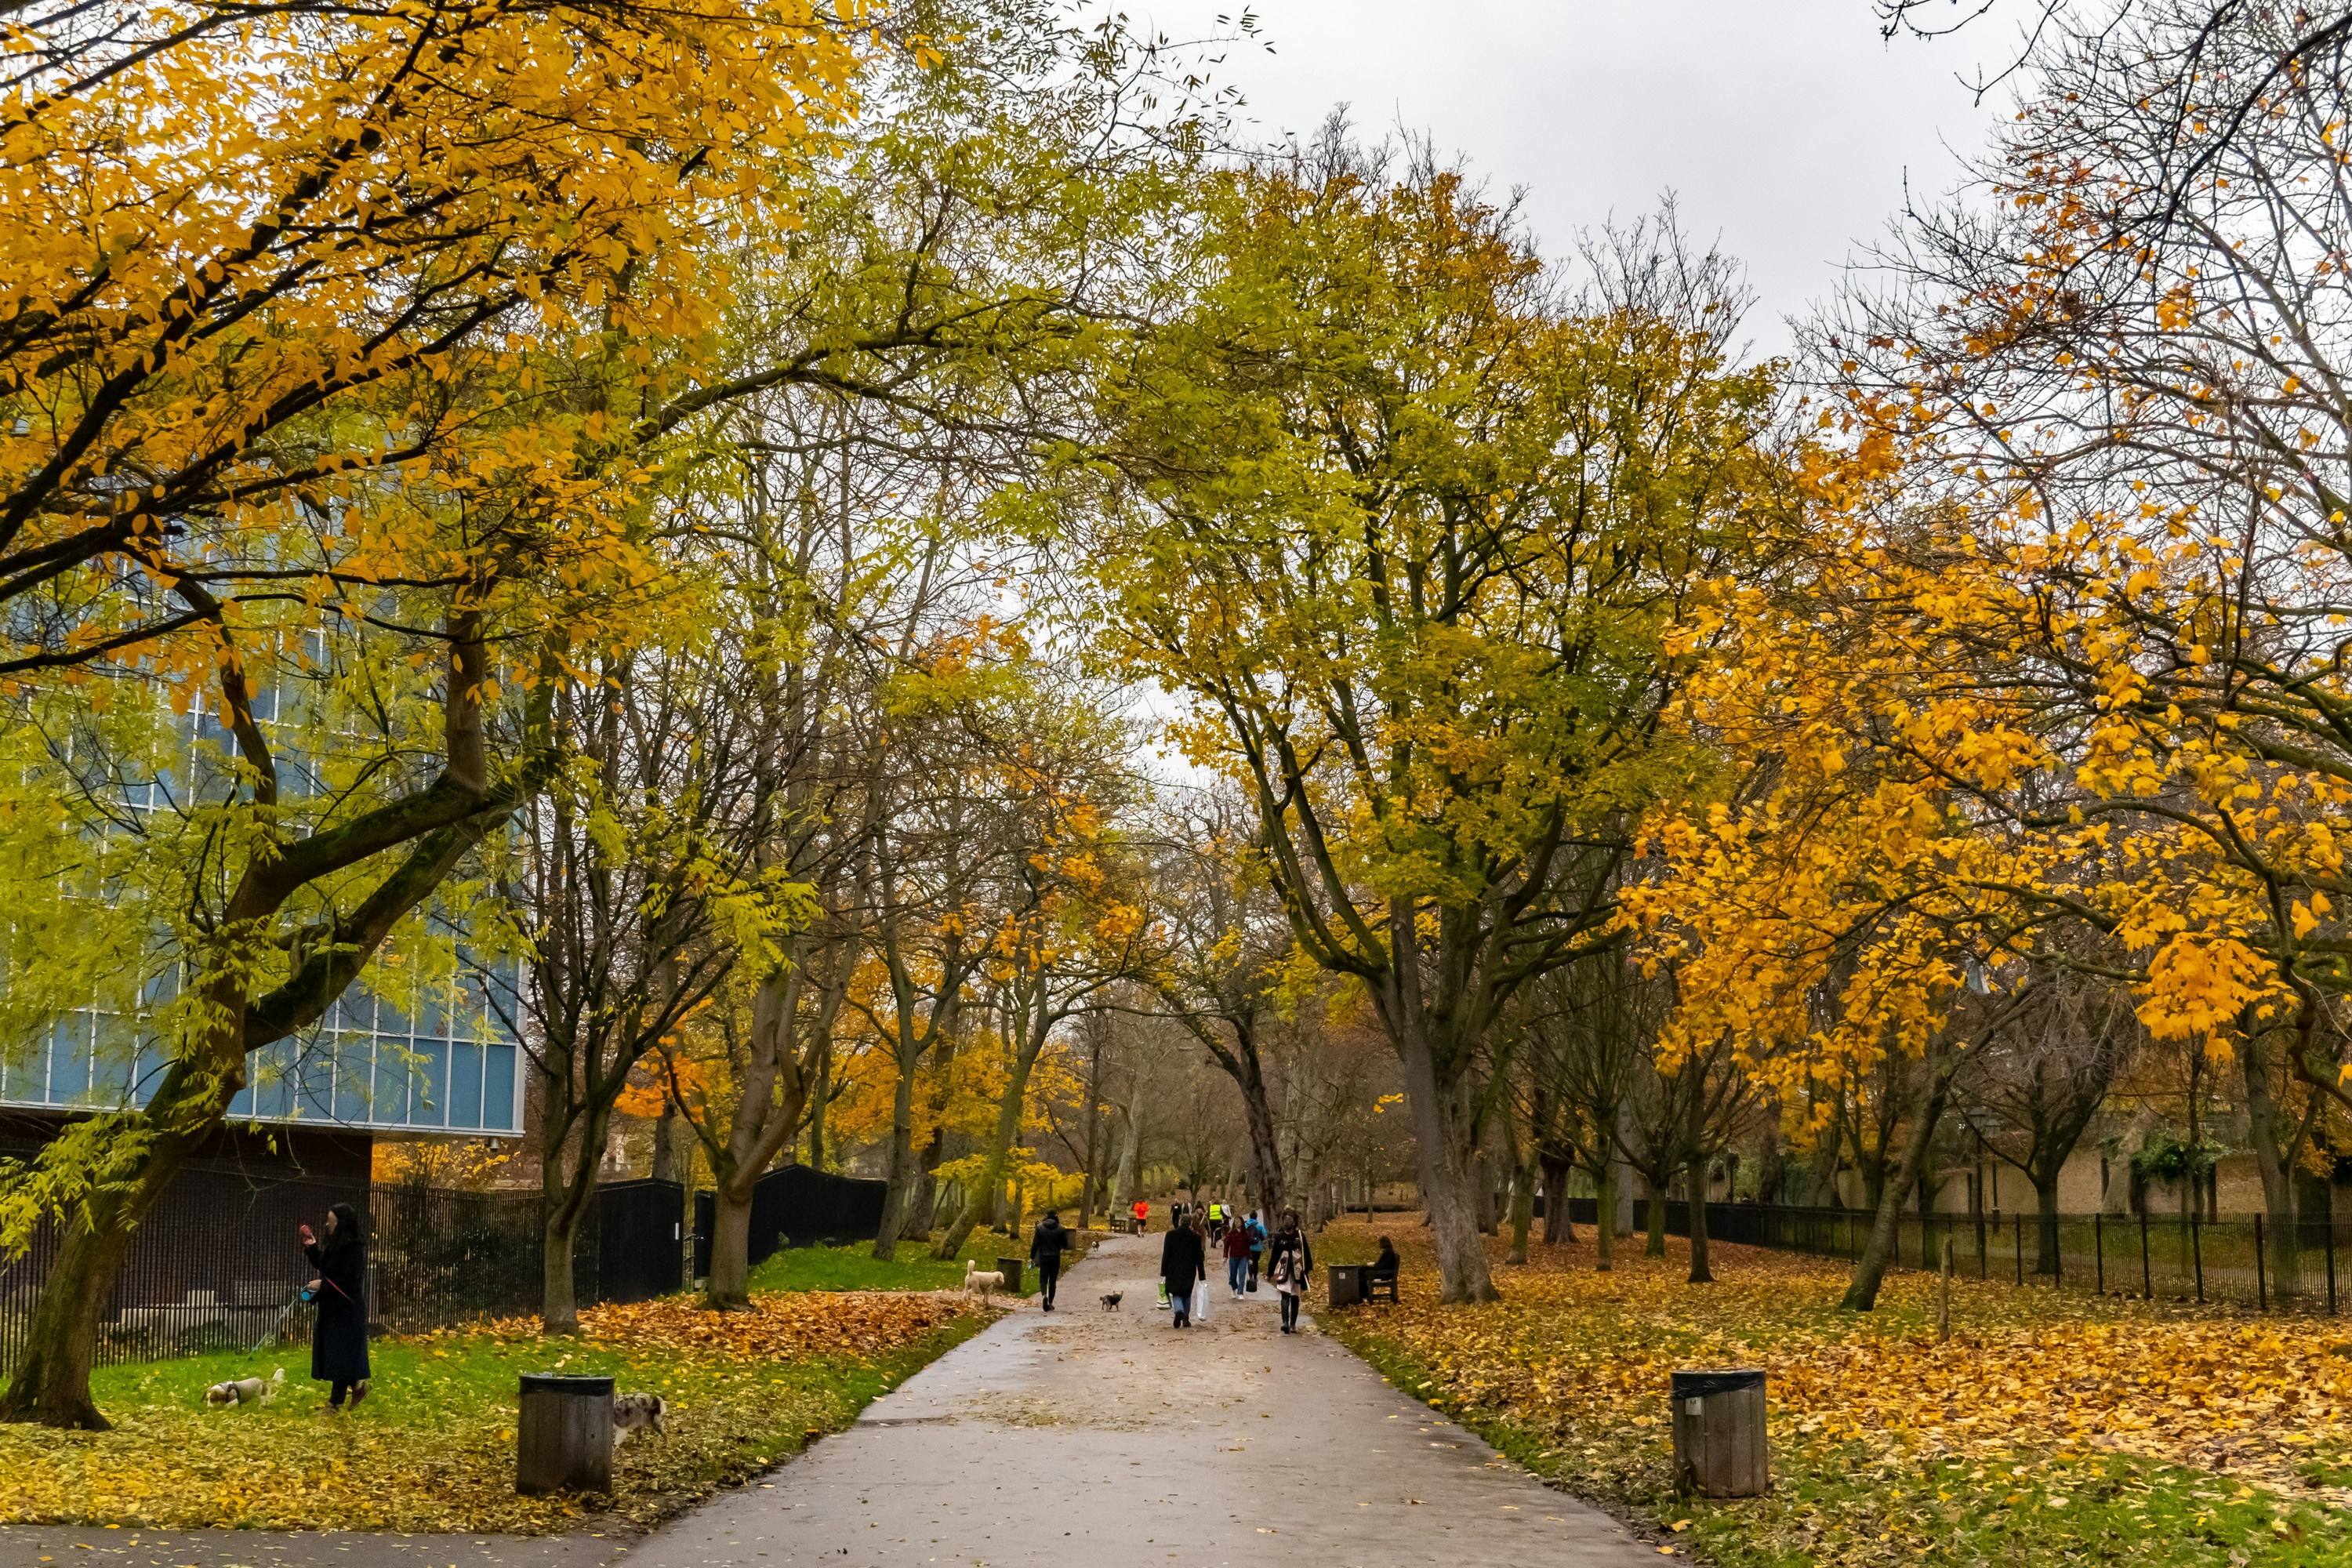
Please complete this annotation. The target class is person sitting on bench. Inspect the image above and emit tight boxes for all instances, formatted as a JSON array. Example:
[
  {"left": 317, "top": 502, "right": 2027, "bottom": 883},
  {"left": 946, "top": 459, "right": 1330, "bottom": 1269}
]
[{"left": 1366, "top": 1236, "right": 1401, "bottom": 1303}]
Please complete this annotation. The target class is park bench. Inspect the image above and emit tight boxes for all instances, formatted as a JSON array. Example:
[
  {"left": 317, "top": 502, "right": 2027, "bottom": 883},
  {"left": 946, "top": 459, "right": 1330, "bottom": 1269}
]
[{"left": 1363, "top": 1261, "right": 1399, "bottom": 1303}]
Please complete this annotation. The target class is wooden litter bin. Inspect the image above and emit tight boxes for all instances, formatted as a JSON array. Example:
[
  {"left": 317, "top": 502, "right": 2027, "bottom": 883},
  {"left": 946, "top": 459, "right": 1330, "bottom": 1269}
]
[
  {"left": 995, "top": 1257, "right": 1024, "bottom": 1295},
  {"left": 517, "top": 1373, "right": 614, "bottom": 1495},
  {"left": 1327, "top": 1264, "right": 1364, "bottom": 1307},
  {"left": 1670, "top": 1368, "right": 1767, "bottom": 1497}
]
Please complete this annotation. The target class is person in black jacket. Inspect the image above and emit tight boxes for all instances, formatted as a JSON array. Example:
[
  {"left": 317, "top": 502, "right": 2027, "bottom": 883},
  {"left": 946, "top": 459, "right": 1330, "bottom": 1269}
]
[
  {"left": 1159, "top": 1215, "right": 1207, "bottom": 1328},
  {"left": 1029, "top": 1211, "right": 1071, "bottom": 1311},
  {"left": 1266, "top": 1210, "right": 1314, "bottom": 1334},
  {"left": 299, "top": 1201, "right": 370, "bottom": 1412}
]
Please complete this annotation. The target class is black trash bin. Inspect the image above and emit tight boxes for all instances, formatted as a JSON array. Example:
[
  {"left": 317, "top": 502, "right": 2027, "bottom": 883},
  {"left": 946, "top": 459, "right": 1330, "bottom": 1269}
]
[
  {"left": 995, "top": 1257, "right": 1024, "bottom": 1295},
  {"left": 517, "top": 1373, "right": 614, "bottom": 1495}
]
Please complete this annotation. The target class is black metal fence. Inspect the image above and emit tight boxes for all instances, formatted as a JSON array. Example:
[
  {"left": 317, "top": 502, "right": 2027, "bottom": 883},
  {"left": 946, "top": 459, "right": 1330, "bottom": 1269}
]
[
  {"left": 0, "top": 1173, "right": 688, "bottom": 1372},
  {"left": 1566, "top": 1196, "right": 2351, "bottom": 1312},
  {"left": 691, "top": 1164, "right": 891, "bottom": 1278}
]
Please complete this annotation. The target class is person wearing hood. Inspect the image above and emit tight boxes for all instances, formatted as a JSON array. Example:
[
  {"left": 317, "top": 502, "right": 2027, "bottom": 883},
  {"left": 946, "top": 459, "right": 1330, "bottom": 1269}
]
[{"left": 1029, "top": 1210, "right": 1072, "bottom": 1311}]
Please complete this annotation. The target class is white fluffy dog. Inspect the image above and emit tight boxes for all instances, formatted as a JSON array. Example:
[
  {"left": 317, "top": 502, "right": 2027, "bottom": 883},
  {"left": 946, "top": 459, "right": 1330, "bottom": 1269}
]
[
  {"left": 963, "top": 1259, "right": 1005, "bottom": 1297},
  {"left": 205, "top": 1367, "right": 284, "bottom": 1408}
]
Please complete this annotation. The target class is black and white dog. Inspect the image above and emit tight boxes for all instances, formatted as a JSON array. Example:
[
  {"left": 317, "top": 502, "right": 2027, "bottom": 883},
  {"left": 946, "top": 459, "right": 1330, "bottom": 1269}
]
[{"left": 613, "top": 1392, "right": 669, "bottom": 1445}]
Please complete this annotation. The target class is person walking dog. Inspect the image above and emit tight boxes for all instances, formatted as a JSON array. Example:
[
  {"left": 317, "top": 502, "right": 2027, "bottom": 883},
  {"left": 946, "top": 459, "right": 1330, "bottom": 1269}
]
[
  {"left": 299, "top": 1201, "right": 369, "bottom": 1412},
  {"left": 1160, "top": 1211, "right": 1207, "bottom": 1329}
]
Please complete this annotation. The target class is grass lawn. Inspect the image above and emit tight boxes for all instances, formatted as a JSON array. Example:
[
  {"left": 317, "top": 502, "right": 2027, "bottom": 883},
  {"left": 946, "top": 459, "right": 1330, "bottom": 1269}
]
[
  {"left": 1314, "top": 1219, "right": 2352, "bottom": 1568},
  {"left": 0, "top": 1291, "right": 988, "bottom": 1533},
  {"left": 747, "top": 1229, "right": 1101, "bottom": 1294}
]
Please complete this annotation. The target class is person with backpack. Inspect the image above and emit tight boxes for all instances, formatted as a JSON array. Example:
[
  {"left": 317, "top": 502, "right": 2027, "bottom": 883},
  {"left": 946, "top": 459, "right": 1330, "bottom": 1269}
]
[
  {"left": 1220, "top": 1212, "right": 1252, "bottom": 1298},
  {"left": 1266, "top": 1210, "right": 1314, "bottom": 1334},
  {"left": 1245, "top": 1209, "right": 1269, "bottom": 1290}
]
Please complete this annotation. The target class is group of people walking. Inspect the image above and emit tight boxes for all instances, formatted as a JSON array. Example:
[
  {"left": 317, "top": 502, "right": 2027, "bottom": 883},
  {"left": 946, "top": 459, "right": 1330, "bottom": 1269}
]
[{"left": 1157, "top": 1205, "right": 1313, "bottom": 1333}]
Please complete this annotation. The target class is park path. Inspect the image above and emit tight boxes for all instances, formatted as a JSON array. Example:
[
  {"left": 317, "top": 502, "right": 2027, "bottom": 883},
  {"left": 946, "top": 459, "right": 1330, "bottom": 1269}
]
[
  {"left": 622, "top": 1230, "right": 1655, "bottom": 1568},
  {"left": 0, "top": 1232, "right": 1657, "bottom": 1568}
]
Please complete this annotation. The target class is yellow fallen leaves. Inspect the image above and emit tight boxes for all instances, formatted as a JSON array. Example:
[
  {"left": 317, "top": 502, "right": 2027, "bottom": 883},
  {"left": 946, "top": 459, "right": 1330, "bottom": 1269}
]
[
  {"left": 1321, "top": 1223, "right": 2352, "bottom": 1503},
  {"left": 466, "top": 1288, "right": 976, "bottom": 1363},
  {"left": 0, "top": 1290, "right": 984, "bottom": 1533}
]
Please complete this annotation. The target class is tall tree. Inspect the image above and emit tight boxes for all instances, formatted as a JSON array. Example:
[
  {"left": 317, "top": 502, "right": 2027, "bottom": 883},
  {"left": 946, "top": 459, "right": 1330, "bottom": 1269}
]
[{"left": 1084, "top": 133, "right": 1793, "bottom": 1301}]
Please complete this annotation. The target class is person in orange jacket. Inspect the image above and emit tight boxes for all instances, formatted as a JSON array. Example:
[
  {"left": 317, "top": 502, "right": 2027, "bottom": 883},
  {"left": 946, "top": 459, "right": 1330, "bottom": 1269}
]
[{"left": 1131, "top": 1198, "right": 1148, "bottom": 1236}]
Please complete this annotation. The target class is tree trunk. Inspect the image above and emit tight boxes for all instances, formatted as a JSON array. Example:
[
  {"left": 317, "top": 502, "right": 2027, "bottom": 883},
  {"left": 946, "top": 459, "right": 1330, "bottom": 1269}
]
[
  {"left": 1392, "top": 1011, "right": 1498, "bottom": 1302},
  {"left": 2033, "top": 1170, "right": 2063, "bottom": 1278},
  {"left": 652, "top": 1109, "right": 688, "bottom": 1185},
  {"left": 539, "top": 1105, "right": 607, "bottom": 1334},
  {"left": 1540, "top": 1158, "right": 1573, "bottom": 1246},
  {"left": 1076, "top": 1030, "right": 1105, "bottom": 1231},
  {"left": 1505, "top": 1155, "right": 1536, "bottom": 1265},
  {"left": 932, "top": 1026, "right": 1050, "bottom": 1261},
  {"left": 1594, "top": 1164, "right": 1615, "bottom": 1272},
  {"left": 1686, "top": 1152, "right": 1715, "bottom": 1285},
  {"left": 706, "top": 1179, "right": 753, "bottom": 1310},
  {"left": 2241, "top": 1034, "right": 2304, "bottom": 1298},
  {"left": 1645, "top": 1177, "right": 1668, "bottom": 1258},
  {"left": 806, "top": 1034, "right": 832, "bottom": 1171},
  {"left": 1109, "top": 1105, "right": 1144, "bottom": 1215},
  {"left": 542, "top": 1204, "right": 584, "bottom": 1336},
  {"left": 0, "top": 1056, "right": 229, "bottom": 1428},
  {"left": 1842, "top": 1065, "right": 1951, "bottom": 1312},
  {"left": 871, "top": 1044, "right": 923, "bottom": 1261},
  {"left": 1233, "top": 1049, "right": 1287, "bottom": 1226}
]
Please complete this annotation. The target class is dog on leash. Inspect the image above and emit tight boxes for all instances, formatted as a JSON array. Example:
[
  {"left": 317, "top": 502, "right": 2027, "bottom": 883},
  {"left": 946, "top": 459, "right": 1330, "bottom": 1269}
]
[
  {"left": 1098, "top": 1292, "right": 1123, "bottom": 1312},
  {"left": 963, "top": 1259, "right": 1005, "bottom": 1297},
  {"left": 205, "top": 1367, "right": 284, "bottom": 1408},
  {"left": 612, "top": 1392, "right": 668, "bottom": 1446}
]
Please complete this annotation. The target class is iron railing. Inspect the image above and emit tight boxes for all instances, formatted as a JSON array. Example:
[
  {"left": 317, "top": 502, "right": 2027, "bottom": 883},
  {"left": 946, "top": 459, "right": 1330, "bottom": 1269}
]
[
  {"left": 0, "top": 1172, "right": 688, "bottom": 1371},
  {"left": 1564, "top": 1197, "right": 2350, "bottom": 1313}
]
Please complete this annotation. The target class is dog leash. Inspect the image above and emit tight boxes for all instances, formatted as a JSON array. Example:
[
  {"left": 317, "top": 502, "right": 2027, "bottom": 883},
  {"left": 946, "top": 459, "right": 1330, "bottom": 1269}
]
[{"left": 246, "top": 1288, "right": 309, "bottom": 1356}]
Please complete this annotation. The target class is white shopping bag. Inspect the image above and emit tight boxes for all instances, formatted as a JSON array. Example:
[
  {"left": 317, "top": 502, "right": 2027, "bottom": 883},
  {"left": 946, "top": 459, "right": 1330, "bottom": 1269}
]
[{"left": 1192, "top": 1279, "right": 1208, "bottom": 1322}]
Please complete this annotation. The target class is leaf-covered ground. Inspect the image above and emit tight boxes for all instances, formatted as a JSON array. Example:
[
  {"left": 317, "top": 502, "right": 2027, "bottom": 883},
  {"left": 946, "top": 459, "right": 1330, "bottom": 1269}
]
[
  {"left": 1315, "top": 1221, "right": 2352, "bottom": 1568},
  {"left": 0, "top": 1290, "right": 987, "bottom": 1534}
]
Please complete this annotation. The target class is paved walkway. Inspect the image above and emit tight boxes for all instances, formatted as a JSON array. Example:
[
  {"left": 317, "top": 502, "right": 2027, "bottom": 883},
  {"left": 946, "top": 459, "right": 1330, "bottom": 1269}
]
[
  {"left": 626, "top": 1231, "right": 1653, "bottom": 1568},
  {"left": 0, "top": 1234, "right": 1655, "bottom": 1568}
]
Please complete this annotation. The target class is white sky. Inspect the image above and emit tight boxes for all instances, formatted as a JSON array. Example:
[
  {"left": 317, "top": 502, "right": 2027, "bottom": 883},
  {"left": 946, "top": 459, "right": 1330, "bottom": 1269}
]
[{"left": 1152, "top": 0, "right": 2015, "bottom": 354}]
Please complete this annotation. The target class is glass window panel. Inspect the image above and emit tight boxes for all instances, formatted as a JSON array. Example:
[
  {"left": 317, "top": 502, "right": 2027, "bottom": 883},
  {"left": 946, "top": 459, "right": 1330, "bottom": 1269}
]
[
  {"left": 248, "top": 1038, "right": 293, "bottom": 1121},
  {"left": 49, "top": 1016, "right": 90, "bottom": 1105},
  {"left": 407, "top": 1040, "right": 448, "bottom": 1127},
  {"left": 4, "top": 1023, "right": 48, "bottom": 1104},
  {"left": 370, "top": 1040, "right": 413, "bottom": 1126},
  {"left": 417, "top": 985, "right": 450, "bottom": 1040},
  {"left": 92, "top": 1011, "right": 136, "bottom": 1102},
  {"left": 375, "top": 986, "right": 413, "bottom": 1040},
  {"left": 292, "top": 1038, "right": 336, "bottom": 1120},
  {"left": 448, "top": 1042, "right": 484, "bottom": 1129},
  {"left": 481, "top": 1044, "right": 516, "bottom": 1132},
  {"left": 333, "top": 1033, "right": 372, "bottom": 1122}
]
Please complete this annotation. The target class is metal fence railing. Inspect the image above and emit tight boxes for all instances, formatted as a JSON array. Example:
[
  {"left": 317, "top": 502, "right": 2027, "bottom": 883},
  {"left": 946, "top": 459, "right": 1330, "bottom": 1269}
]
[
  {"left": 1563, "top": 1197, "right": 2350, "bottom": 1313},
  {"left": 0, "top": 1172, "right": 689, "bottom": 1372}
]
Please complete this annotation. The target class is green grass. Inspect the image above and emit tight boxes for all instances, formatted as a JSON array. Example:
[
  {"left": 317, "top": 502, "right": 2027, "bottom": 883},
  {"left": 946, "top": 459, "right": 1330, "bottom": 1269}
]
[
  {"left": 0, "top": 1302, "right": 986, "bottom": 1533},
  {"left": 747, "top": 1232, "right": 1094, "bottom": 1294}
]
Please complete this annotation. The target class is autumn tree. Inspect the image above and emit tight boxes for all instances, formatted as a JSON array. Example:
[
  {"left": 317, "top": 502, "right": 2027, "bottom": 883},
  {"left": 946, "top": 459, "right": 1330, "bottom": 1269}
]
[{"left": 1081, "top": 130, "right": 1794, "bottom": 1301}]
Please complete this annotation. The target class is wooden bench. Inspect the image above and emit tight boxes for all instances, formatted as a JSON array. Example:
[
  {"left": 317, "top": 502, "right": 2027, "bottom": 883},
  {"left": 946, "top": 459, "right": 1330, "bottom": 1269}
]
[{"left": 1363, "top": 1263, "right": 1399, "bottom": 1304}]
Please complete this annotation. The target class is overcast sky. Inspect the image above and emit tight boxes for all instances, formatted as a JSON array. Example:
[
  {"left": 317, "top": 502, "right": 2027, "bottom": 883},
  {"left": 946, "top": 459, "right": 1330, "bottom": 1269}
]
[{"left": 1149, "top": 0, "right": 2014, "bottom": 354}]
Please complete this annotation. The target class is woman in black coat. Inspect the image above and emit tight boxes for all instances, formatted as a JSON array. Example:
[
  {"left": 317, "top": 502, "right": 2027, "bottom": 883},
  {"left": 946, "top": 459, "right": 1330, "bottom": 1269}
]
[
  {"left": 1160, "top": 1217, "right": 1207, "bottom": 1328},
  {"left": 300, "top": 1201, "right": 370, "bottom": 1411}
]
